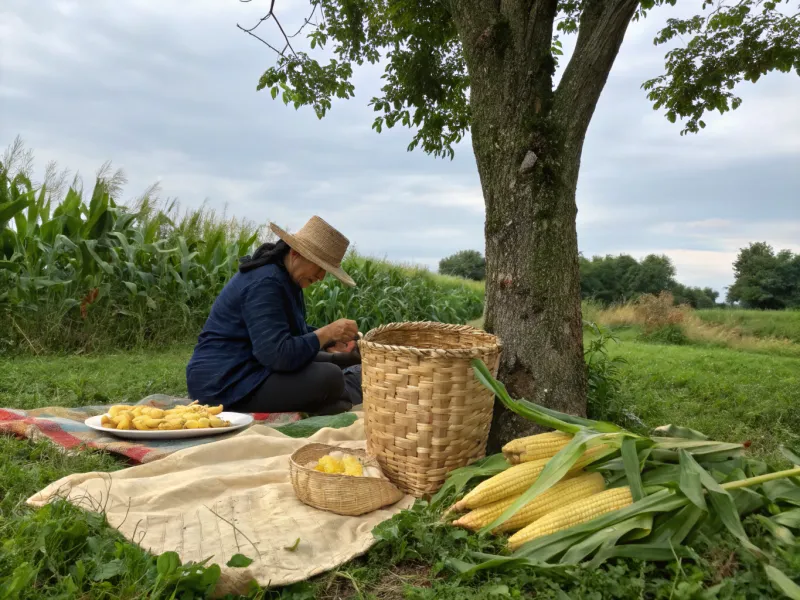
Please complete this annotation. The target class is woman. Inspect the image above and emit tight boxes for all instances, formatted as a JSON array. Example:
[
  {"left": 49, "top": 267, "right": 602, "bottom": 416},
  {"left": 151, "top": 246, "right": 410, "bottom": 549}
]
[{"left": 186, "top": 216, "right": 362, "bottom": 415}]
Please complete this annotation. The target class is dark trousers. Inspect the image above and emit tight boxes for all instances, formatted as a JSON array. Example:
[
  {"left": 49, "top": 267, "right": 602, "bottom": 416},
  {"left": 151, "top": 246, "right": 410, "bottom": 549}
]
[{"left": 231, "top": 357, "right": 361, "bottom": 416}]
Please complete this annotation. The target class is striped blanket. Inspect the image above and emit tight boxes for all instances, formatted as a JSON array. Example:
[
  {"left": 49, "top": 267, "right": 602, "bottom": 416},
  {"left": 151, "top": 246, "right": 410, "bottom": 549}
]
[{"left": 0, "top": 394, "right": 304, "bottom": 464}]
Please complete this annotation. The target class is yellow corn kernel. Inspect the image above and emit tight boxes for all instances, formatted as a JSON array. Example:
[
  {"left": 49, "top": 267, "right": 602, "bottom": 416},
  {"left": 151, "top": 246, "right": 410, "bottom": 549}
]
[
  {"left": 507, "top": 486, "right": 634, "bottom": 550},
  {"left": 454, "top": 445, "right": 611, "bottom": 511},
  {"left": 452, "top": 472, "right": 606, "bottom": 533},
  {"left": 317, "top": 455, "right": 344, "bottom": 474},
  {"left": 518, "top": 442, "right": 611, "bottom": 465},
  {"left": 343, "top": 455, "right": 363, "bottom": 476},
  {"left": 207, "top": 405, "right": 223, "bottom": 415},
  {"left": 502, "top": 431, "right": 573, "bottom": 463}
]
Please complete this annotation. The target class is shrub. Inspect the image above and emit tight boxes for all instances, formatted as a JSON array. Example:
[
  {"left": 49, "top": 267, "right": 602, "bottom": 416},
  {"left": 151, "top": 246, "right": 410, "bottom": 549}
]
[{"left": 438, "top": 250, "right": 485, "bottom": 281}]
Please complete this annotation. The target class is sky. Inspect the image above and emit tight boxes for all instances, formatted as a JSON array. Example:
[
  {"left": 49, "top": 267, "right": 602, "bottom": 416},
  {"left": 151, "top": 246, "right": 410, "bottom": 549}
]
[{"left": 2, "top": 0, "right": 799, "bottom": 296}]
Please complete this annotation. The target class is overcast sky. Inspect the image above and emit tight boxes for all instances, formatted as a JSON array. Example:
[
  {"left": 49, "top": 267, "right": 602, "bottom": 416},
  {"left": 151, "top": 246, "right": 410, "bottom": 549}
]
[{"left": 2, "top": 1, "right": 799, "bottom": 295}]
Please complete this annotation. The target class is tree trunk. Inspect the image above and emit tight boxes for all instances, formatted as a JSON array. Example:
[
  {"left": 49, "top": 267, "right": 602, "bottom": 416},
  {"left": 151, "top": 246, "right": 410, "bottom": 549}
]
[{"left": 451, "top": 0, "right": 639, "bottom": 452}]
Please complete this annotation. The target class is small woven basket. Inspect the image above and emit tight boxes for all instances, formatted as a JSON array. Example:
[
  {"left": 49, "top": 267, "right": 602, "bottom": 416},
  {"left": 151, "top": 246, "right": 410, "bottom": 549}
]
[
  {"left": 289, "top": 443, "right": 405, "bottom": 516},
  {"left": 360, "top": 321, "right": 502, "bottom": 497}
]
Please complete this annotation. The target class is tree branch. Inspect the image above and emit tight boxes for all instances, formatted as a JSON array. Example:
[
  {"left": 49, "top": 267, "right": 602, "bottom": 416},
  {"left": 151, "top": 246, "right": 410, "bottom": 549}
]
[
  {"left": 553, "top": 0, "right": 639, "bottom": 150},
  {"left": 236, "top": 0, "right": 305, "bottom": 58}
]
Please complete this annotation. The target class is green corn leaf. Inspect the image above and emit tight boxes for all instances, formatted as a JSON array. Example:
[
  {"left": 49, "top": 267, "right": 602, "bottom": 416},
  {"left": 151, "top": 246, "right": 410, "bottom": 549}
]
[
  {"left": 679, "top": 450, "right": 763, "bottom": 557},
  {"left": 773, "top": 508, "right": 800, "bottom": 530},
  {"left": 562, "top": 513, "right": 653, "bottom": 565},
  {"left": 763, "top": 480, "right": 800, "bottom": 506},
  {"left": 622, "top": 437, "right": 645, "bottom": 502},
  {"left": 651, "top": 503, "right": 705, "bottom": 545},
  {"left": 0, "top": 260, "right": 21, "bottom": 272},
  {"left": 765, "top": 565, "right": 800, "bottom": 600},
  {"left": 0, "top": 198, "right": 29, "bottom": 226},
  {"left": 431, "top": 453, "right": 509, "bottom": 508},
  {"left": 678, "top": 451, "right": 708, "bottom": 511},
  {"left": 587, "top": 543, "right": 695, "bottom": 569},
  {"left": 754, "top": 515, "right": 796, "bottom": 545},
  {"left": 780, "top": 446, "right": 800, "bottom": 466},
  {"left": 81, "top": 240, "right": 113, "bottom": 275},
  {"left": 470, "top": 359, "right": 582, "bottom": 433},
  {"left": 652, "top": 424, "right": 709, "bottom": 440},
  {"left": 482, "top": 430, "right": 616, "bottom": 533}
]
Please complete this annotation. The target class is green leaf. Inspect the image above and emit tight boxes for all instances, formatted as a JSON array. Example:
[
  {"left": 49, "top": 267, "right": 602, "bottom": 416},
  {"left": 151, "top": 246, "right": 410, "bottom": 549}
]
[
  {"left": 754, "top": 515, "right": 796, "bottom": 545},
  {"left": 92, "top": 558, "right": 126, "bottom": 581},
  {"left": 679, "top": 450, "right": 708, "bottom": 511},
  {"left": 284, "top": 538, "right": 301, "bottom": 552},
  {"left": 780, "top": 446, "right": 800, "bottom": 466},
  {"left": 651, "top": 503, "right": 705, "bottom": 545},
  {"left": 773, "top": 508, "right": 800, "bottom": 530},
  {"left": 680, "top": 450, "right": 762, "bottom": 556},
  {"left": 0, "top": 198, "right": 29, "bottom": 226},
  {"left": 622, "top": 437, "right": 645, "bottom": 501},
  {"left": 123, "top": 281, "right": 137, "bottom": 294},
  {"left": 562, "top": 513, "right": 652, "bottom": 565},
  {"left": 226, "top": 553, "right": 254, "bottom": 568},
  {"left": 201, "top": 563, "right": 222, "bottom": 586},
  {"left": 156, "top": 551, "right": 181, "bottom": 575},
  {"left": 765, "top": 565, "right": 800, "bottom": 600}
]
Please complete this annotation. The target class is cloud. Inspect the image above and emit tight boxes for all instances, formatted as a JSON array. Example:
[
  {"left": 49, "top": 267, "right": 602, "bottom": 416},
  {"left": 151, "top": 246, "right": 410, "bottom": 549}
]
[{"left": 1, "top": 0, "right": 799, "bottom": 296}]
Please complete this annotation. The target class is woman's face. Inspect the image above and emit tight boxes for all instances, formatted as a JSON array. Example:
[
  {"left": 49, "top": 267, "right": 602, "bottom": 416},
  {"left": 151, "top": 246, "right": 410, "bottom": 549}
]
[{"left": 286, "top": 249, "right": 326, "bottom": 288}]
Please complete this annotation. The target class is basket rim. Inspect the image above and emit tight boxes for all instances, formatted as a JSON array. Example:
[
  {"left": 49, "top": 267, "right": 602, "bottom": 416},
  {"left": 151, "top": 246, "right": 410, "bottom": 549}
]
[{"left": 360, "top": 321, "right": 502, "bottom": 357}]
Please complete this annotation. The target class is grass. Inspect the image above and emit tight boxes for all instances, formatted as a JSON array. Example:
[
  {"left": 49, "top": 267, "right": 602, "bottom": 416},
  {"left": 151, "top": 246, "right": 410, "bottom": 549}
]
[
  {"left": 2, "top": 339, "right": 800, "bottom": 598},
  {"left": 606, "top": 338, "right": 800, "bottom": 465},
  {"left": 696, "top": 308, "right": 800, "bottom": 344}
]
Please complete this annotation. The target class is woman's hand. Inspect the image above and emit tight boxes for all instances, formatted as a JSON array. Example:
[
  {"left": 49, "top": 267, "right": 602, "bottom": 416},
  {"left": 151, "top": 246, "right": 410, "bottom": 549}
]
[
  {"left": 329, "top": 340, "right": 357, "bottom": 353},
  {"left": 315, "top": 318, "right": 358, "bottom": 348}
]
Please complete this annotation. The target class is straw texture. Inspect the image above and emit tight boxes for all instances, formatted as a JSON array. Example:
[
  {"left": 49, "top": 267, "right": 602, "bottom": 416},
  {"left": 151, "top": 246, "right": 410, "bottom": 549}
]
[
  {"left": 360, "top": 322, "right": 502, "bottom": 497},
  {"left": 290, "top": 443, "right": 405, "bottom": 515}
]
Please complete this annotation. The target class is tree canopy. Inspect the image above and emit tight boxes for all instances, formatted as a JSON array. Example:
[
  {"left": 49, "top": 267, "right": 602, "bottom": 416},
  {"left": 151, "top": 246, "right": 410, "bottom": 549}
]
[
  {"left": 439, "top": 250, "right": 486, "bottom": 281},
  {"left": 727, "top": 242, "right": 800, "bottom": 309},
  {"left": 245, "top": 0, "right": 800, "bottom": 156}
]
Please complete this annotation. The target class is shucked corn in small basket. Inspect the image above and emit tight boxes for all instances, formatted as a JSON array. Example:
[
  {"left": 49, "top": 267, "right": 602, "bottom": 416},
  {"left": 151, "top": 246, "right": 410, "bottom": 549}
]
[{"left": 289, "top": 443, "right": 405, "bottom": 516}]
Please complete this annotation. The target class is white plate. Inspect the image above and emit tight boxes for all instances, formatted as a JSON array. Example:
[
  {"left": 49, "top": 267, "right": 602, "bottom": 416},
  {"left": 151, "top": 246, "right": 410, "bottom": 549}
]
[{"left": 84, "top": 411, "right": 254, "bottom": 440}]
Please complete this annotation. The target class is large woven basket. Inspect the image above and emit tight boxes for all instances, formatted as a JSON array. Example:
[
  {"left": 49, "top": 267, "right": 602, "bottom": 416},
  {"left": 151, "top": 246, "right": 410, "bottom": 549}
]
[
  {"left": 360, "top": 321, "right": 502, "bottom": 497},
  {"left": 289, "top": 443, "right": 405, "bottom": 516}
]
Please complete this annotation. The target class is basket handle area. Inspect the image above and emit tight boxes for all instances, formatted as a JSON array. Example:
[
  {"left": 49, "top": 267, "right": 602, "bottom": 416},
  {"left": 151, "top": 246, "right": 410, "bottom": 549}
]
[{"left": 360, "top": 321, "right": 502, "bottom": 358}]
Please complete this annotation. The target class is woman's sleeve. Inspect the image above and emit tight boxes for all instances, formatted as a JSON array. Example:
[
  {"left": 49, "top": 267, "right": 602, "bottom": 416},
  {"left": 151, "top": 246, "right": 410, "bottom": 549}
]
[{"left": 241, "top": 278, "right": 321, "bottom": 372}]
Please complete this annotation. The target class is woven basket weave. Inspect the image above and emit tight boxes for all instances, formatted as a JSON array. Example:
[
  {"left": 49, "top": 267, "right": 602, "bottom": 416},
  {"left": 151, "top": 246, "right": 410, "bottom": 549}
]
[
  {"left": 289, "top": 443, "right": 405, "bottom": 516},
  {"left": 360, "top": 321, "right": 502, "bottom": 497}
]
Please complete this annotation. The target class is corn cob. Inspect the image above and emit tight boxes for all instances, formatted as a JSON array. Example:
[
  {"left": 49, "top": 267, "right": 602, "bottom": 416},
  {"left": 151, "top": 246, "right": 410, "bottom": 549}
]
[
  {"left": 453, "top": 445, "right": 610, "bottom": 511},
  {"left": 452, "top": 472, "right": 606, "bottom": 533},
  {"left": 503, "top": 431, "right": 573, "bottom": 464},
  {"left": 507, "top": 486, "right": 634, "bottom": 550}
]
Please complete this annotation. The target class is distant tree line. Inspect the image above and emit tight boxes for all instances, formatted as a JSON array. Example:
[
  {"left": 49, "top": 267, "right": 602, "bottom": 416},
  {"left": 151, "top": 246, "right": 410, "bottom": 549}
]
[
  {"left": 439, "top": 250, "right": 719, "bottom": 308},
  {"left": 440, "top": 243, "right": 800, "bottom": 311},
  {"left": 727, "top": 242, "right": 800, "bottom": 309},
  {"left": 578, "top": 254, "right": 719, "bottom": 308}
]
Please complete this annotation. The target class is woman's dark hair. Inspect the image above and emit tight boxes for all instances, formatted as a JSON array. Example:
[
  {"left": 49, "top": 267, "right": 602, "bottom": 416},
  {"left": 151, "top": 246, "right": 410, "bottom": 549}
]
[{"left": 238, "top": 240, "right": 291, "bottom": 273}]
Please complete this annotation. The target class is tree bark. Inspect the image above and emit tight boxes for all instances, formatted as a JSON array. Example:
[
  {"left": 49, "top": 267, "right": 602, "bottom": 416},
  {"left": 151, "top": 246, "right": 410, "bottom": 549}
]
[{"left": 451, "top": 0, "right": 639, "bottom": 451}]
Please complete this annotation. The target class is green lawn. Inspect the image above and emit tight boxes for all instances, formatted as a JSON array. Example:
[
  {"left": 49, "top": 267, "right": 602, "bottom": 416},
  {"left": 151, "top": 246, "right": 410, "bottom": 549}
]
[
  {"left": 696, "top": 308, "right": 800, "bottom": 343},
  {"left": 2, "top": 338, "right": 799, "bottom": 598}
]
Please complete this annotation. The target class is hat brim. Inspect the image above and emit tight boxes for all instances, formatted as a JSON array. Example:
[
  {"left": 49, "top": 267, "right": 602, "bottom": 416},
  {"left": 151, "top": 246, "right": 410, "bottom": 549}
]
[{"left": 270, "top": 223, "right": 356, "bottom": 287}]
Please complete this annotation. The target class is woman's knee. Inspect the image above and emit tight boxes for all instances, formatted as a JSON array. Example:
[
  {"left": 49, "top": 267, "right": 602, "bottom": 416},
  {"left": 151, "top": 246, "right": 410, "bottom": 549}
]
[{"left": 316, "top": 362, "right": 345, "bottom": 399}]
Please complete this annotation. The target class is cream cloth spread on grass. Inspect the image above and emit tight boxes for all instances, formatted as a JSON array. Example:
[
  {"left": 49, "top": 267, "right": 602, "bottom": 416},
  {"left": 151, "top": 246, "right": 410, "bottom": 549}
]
[{"left": 27, "top": 417, "right": 415, "bottom": 596}]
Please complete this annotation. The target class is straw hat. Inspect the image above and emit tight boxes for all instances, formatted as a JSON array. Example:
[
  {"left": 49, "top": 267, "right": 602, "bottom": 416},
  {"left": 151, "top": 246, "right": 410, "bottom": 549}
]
[{"left": 269, "top": 216, "right": 356, "bottom": 287}]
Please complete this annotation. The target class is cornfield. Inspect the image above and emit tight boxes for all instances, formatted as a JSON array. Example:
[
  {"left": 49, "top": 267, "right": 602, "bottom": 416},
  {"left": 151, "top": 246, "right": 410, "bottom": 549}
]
[{"left": 0, "top": 143, "right": 483, "bottom": 354}]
